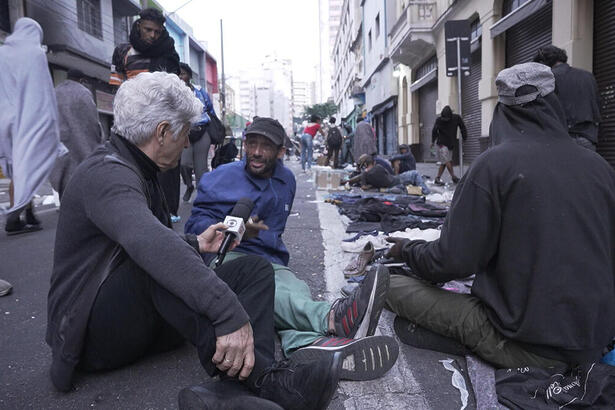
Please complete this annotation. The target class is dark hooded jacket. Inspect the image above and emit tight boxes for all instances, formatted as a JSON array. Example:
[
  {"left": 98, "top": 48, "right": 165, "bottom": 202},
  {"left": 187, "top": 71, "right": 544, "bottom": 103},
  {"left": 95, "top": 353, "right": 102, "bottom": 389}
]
[
  {"left": 110, "top": 19, "right": 180, "bottom": 84},
  {"left": 551, "top": 63, "right": 601, "bottom": 143},
  {"left": 432, "top": 106, "right": 468, "bottom": 150},
  {"left": 401, "top": 92, "right": 615, "bottom": 365}
]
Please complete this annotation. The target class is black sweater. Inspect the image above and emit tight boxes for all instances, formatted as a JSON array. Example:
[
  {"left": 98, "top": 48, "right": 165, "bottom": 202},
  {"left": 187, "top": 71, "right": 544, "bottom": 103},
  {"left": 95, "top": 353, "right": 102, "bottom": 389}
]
[
  {"left": 46, "top": 134, "right": 249, "bottom": 391},
  {"left": 432, "top": 106, "right": 468, "bottom": 149},
  {"left": 403, "top": 94, "right": 615, "bottom": 365}
]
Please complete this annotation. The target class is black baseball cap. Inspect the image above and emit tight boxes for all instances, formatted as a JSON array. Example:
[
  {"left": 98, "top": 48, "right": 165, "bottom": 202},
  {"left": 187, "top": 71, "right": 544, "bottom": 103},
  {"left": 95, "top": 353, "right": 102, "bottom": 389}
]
[{"left": 244, "top": 117, "right": 287, "bottom": 147}]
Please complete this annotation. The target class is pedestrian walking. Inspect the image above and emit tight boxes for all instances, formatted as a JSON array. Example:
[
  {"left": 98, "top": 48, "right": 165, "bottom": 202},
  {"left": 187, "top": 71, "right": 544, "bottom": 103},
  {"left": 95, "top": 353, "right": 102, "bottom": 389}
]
[
  {"left": 109, "top": 7, "right": 183, "bottom": 222},
  {"left": 534, "top": 45, "right": 601, "bottom": 151},
  {"left": 353, "top": 113, "right": 377, "bottom": 162},
  {"left": 341, "top": 123, "right": 354, "bottom": 165},
  {"left": 325, "top": 117, "right": 343, "bottom": 168},
  {"left": 178, "top": 63, "right": 214, "bottom": 202},
  {"left": 300, "top": 115, "right": 323, "bottom": 171},
  {"left": 431, "top": 105, "right": 467, "bottom": 185},
  {"left": 0, "top": 18, "right": 60, "bottom": 235},
  {"left": 49, "top": 69, "right": 103, "bottom": 198}
]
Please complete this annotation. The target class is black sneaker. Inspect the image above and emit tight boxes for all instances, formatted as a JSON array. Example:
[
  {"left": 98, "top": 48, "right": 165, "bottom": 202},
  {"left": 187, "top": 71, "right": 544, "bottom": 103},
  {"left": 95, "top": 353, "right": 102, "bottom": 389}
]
[
  {"left": 183, "top": 186, "right": 194, "bottom": 202},
  {"left": 178, "top": 381, "right": 283, "bottom": 410},
  {"left": 434, "top": 177, "right": 445, "bottom": 186},
  {"left": 291, "top": 336, "right": 399, "bottom": 381},
  {"left": 257, "top": 353, "right": 342, "bottom": 410},
  {"left": 332, "top": 265, "right": 390, "bottom": 339}
]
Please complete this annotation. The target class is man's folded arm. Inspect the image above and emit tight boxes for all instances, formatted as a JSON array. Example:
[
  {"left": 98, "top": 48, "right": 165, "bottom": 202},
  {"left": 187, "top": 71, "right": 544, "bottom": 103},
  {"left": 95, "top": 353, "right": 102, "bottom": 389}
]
[{"left": 82, "top": 165, "right": 249, "bottom": 336}]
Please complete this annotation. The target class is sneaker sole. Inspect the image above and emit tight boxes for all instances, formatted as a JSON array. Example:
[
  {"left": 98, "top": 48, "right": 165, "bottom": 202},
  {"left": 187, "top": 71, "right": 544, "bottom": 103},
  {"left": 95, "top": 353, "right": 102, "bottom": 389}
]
[
  {"left": 355, "top": 265, "right": 390, "bottom": 339},
  {"left": 292, "top": 336, "right": 399, "bottom": 381}
]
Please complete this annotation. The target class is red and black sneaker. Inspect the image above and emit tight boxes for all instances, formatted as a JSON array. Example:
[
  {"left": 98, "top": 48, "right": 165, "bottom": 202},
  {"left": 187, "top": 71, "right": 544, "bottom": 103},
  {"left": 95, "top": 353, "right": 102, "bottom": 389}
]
[
  {"left": 291, "top": 335, "right": 399, "bottom": 381},
  {"left": 332, "top": 264, "right": 389, "bottom": 339}
]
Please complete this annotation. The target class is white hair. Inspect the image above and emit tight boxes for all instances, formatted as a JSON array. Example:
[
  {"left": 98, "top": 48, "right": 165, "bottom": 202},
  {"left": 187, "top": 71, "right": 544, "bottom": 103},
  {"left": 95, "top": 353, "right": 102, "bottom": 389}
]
[{"left": 112, "top": 71, "right": 203, "bottom": 145}]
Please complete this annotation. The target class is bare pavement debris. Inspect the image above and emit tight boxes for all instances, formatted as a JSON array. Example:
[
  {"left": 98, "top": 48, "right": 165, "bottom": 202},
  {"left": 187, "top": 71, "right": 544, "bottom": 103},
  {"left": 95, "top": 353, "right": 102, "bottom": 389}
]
[{"left": 0, "top": 159, "right": 475, "bottom": 409}]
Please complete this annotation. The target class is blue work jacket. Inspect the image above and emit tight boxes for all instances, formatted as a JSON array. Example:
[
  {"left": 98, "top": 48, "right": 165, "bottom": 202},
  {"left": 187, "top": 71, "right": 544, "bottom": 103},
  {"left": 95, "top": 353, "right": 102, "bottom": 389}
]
[{"left": 185, "top": 160, "right": 296, "bottom": 266}]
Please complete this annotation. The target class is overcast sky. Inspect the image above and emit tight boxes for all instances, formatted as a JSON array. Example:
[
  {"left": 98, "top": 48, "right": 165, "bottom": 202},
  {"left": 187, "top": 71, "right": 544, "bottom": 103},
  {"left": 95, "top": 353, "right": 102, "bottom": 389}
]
[{"left": 156, "top": 0, "right": 321, "bottom": 81}]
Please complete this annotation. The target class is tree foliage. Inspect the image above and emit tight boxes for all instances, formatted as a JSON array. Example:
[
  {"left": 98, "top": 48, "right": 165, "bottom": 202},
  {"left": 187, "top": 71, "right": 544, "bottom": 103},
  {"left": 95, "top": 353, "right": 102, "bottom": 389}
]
[{"left": 303, "top": 102, "right": 338, "bottom": 120}]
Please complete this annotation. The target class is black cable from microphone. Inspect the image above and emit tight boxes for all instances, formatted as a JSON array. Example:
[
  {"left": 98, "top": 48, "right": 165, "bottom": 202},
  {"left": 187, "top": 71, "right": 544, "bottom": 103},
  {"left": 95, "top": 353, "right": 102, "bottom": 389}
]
[{"left": 213, "top": 198, "right": 254, "bottom": 267}]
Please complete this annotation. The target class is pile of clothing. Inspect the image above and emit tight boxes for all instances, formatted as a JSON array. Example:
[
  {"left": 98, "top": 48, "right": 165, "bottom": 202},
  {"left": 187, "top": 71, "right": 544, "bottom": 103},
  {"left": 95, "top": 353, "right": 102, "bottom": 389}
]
[{"left": 326, "top": 192, "right": 449, "bottom": 287}]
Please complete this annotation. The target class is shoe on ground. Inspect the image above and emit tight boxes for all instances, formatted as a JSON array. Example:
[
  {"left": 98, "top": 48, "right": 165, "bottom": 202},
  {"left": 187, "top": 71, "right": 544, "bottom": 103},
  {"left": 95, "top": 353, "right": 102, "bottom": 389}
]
[
  {"left": 332, "top": 264, "right": 390, "bottom": 339},
  {"left": 452, "top": 176, "right": 460, "bottom": 184},
  {"left": 0, "top": 279, "right": 12, "bottom": 297},
  {"left": 5, "top": 221, "right": 42, "bottom": 236},
  {"left": 183, "top": 186, "right": 194, "bottom": 202},
  {"left": 257, "top": 352, "right": 342, "bottom": 410},
  {"left": 25, "top": 208, "right": 41, "bottom": 225},
  {"left": 291, "top": 335, "right": 399, "bottom": 381},
  {"left": 343, "top": 241, "right": 375, "bottom": 278},
  {"left": 178, "top": 381, "right": 283, "bottom": 410},
  {"left": 171, "top": 215, "right": 181, "bottom": 223},
  {"left": 340, "top": 283, "right": 359, "bottom": 297},
  {"left": 434, "top": 177, "right": 445, "bottom": 186},
  {"left": 393, "top": 316, "right": 468, "bottom": 356}
]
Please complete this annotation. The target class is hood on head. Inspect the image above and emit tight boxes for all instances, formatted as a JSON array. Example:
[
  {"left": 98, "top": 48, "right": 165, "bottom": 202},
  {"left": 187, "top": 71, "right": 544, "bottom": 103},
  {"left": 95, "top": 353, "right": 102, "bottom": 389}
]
[
  {"left": 441, "top": 106, "right": 452, "bottom": 119},
  {"left": 7, "top": 17, "right": 43, "bottom": 45}
]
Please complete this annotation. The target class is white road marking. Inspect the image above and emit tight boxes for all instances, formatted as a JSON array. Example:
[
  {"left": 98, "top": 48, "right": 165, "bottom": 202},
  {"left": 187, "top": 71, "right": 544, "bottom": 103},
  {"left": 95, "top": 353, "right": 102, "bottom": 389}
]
[{"left": 316, "top": 191, "right": 429, "bottom": 409}]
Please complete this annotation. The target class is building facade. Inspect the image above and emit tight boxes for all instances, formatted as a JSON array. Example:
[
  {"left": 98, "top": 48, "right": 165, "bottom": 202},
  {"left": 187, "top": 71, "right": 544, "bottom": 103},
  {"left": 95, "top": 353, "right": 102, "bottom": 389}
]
[
  {"left": 21, "top": 0, "right": 140, "bottom": 138},
  {"left": 331, "top": 0, "right": 364, "bottom": 130},
  {"left": 388, "top": 0, "right": 614, "bottom": 167},
  {"left": 292, "top": 80, "right": 316, "bottom": 119},
  {"left": 363, "top": 0, "right": 398, "bottom": 155}
]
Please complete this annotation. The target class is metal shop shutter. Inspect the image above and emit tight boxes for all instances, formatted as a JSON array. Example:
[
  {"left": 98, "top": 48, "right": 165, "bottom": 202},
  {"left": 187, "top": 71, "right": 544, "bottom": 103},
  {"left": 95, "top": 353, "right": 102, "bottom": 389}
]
[
  {"left": 594, "top": 0, "right": 615, "bottom": 168},
  {"left": 505, "top": 2, "right": 552, "bottom": 67},
  {"left": 418, "top": 81, "right": 438, "bottom": 162},
  {"left": 461, "top": 49, "right": 482, "bottom": 163}
]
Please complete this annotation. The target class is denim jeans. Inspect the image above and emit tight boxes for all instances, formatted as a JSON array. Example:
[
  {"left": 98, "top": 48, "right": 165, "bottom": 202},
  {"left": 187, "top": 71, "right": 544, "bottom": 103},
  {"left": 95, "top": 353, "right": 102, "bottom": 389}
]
[
  {"left": 300, "top": 133, "right": 313, "bottom": 170},
  {"left": 393, "top": 170, "right": 431, "bottom": 195}
]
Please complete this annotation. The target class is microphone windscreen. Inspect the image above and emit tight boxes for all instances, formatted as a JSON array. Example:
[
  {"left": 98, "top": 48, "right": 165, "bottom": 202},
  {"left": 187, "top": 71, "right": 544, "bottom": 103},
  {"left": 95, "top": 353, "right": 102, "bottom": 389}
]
[{"left": 230, "top": 198, "right": 254, "bottom": 221}]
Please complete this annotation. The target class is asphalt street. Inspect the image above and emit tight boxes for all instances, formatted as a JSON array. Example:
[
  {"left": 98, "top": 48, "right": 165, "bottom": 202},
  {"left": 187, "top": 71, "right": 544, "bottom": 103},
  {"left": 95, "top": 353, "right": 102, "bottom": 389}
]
[{"left": 0, "top": 158, "right": 473, "bottom": 409}]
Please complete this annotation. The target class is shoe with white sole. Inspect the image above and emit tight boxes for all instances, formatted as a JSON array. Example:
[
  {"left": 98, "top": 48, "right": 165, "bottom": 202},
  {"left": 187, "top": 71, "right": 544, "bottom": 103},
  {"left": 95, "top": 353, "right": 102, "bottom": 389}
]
[
  {"left": 332, "top": 264, "right": 390, "bottom": 339},
  {"left": 291, "top": 335, "right": 399, "bottom": 381}
]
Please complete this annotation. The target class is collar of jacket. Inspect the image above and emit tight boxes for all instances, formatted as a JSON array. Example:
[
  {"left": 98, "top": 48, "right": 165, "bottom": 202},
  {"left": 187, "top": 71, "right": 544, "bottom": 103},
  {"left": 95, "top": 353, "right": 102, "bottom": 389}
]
[
  {"left": 242, "top": 159, "right": 288, "bottom": 191},
  {"left": 109, "top": 133, "right": 160, "bottom": 180}
]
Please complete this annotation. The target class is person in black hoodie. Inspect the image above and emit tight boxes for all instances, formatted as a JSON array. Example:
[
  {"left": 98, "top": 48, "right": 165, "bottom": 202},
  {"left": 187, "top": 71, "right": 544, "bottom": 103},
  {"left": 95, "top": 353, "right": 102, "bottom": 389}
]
[
  {"left": 431, "top": 105, "right": 467, "bottom": 185},
  {"left": 385, "top": 62, "right": 615, "bottom": 369},
  {"left": 533, "top": 45, "right": 601, "bottom": 151}
]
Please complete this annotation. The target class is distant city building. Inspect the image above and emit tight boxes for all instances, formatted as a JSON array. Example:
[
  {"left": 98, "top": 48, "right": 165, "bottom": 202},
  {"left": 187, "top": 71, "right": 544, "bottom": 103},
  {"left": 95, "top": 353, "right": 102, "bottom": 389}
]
[
  {"left": 332, "top": 0, "right": 364, "bottom": 130},
  {"left": 317, "top": 0, "right": 343, "bottom": 103},
  {"left": 292, "top": 81, "right": 316, "bottom": 119}
]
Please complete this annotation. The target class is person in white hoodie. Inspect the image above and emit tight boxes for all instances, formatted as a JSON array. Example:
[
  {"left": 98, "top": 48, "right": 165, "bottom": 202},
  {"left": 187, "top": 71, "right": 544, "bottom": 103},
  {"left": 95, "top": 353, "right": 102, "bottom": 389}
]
[{"left": 0, "top": 18, "right": 60, "bottom": 235}]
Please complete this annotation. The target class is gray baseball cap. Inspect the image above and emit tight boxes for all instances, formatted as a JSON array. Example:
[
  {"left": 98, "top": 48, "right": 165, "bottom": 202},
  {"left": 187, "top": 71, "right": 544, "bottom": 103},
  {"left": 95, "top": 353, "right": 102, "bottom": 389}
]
[{"left": 495, "top": 62, "right": 555, "bottom": 106}]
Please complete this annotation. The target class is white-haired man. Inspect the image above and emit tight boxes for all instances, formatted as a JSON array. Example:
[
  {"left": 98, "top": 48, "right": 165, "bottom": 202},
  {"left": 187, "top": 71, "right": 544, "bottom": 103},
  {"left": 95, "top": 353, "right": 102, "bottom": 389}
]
[{"left": 46, "top": 72, "right": 342, "bottom": 410}]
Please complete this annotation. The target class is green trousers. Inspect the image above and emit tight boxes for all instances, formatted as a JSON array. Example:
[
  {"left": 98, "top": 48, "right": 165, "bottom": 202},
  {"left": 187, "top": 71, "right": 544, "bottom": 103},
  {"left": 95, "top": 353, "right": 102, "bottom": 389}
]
[
  {"left": 386, "top": 274, "right": 564, "bottom": 369},
  {"left": 220, "top": 252, "right": 331, "bottom": 356}
]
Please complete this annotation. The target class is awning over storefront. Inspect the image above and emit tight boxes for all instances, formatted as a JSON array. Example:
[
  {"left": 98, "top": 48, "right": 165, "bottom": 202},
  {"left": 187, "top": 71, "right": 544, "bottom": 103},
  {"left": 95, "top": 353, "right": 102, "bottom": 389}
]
[
  {"left": 371, "top": 96, "right": 397, "bottom": 117},
  {"left": 490, "top": 0, "right": 550, "bottom": 38},
  {"left": 410, "top": 68, "right": 437, "bottom": 92}
]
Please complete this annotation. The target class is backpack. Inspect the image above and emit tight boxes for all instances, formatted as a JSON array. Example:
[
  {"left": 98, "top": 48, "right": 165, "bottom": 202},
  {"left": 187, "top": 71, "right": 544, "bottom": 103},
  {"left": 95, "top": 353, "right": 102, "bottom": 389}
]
[
  {"left": 206, "top": 112, "right": 226, "bottom": 146},
  {"left": 327, "top": 126, "right": 342, "bottom": 148}
]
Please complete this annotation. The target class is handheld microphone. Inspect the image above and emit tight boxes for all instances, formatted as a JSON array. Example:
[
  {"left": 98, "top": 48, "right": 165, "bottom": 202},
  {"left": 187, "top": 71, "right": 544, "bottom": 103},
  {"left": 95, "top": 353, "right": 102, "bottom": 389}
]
[{"left": 213, "top": 198, "right": 254, "bottom": 267}]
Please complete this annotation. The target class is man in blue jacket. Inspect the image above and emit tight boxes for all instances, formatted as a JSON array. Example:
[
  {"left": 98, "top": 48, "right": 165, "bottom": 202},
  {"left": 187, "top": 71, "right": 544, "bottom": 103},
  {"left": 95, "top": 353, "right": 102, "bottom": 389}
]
[{"left": 186, "top": 117, "right": 398, "bottom": 382}]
